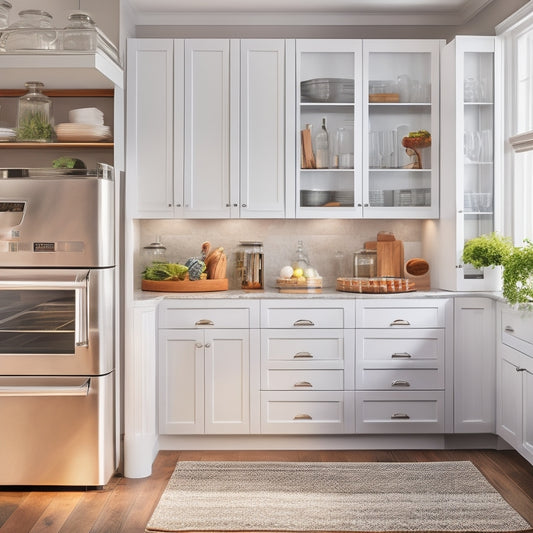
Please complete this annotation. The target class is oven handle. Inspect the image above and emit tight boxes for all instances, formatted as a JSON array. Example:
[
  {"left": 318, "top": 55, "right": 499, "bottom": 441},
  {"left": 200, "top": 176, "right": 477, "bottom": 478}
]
[
  {"left": 0, "top": 379, "right": 90, "bottom": 397},
  {"left": 75, "top": 281, "right": 89, "bottom": 348}
]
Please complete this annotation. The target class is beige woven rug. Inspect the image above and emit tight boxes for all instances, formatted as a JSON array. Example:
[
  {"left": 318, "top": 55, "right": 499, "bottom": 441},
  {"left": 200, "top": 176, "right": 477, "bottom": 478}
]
[{"left": 146, "top": 461, "right": 532, "bottom": 533}]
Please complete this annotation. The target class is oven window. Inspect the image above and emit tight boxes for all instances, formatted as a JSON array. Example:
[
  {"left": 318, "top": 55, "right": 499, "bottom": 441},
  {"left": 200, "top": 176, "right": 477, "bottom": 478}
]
[{"left": 0, "top": 290, "right": 75, "bottom": 354}]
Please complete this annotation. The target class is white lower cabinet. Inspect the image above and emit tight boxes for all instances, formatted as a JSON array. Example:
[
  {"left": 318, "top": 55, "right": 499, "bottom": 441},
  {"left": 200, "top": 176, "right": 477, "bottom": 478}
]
[
  {"left": 260, "top": 300, "right": 355, "bottom": 434},
  {"left": 158, "top": 300, "right": 259, "bottom": 435},
  {"left": 454, "top": 297, "right": 495, "bottom": 433},
  {"left": 355, "top": 298, "right": 452, "bottom": 434},
  {"left": 497, "top": 304, "right": 533, "bottom": 464}
]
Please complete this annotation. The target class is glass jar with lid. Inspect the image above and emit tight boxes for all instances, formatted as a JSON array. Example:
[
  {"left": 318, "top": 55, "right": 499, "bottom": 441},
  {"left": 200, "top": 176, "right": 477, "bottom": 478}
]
[
  {"left": 63, "top": 12, "right": 96, "bottom": 51},
  {"left": 4, "top": 10, "right": 57, "bottom": 50},
  {"left": 142, "top": 237, "right": 167, "bottom": 264},
  {"left": 237, "top": 241, "right": 264, "bottom": 290},
  {"left": 353, "top": 249, "right": 377, "bottom": 278},
  {"left": 17, "top": 81, "right": 54, "bottom": 142},
  {"left": 0, "top": 1, "right": 12, "bottom": 29}
]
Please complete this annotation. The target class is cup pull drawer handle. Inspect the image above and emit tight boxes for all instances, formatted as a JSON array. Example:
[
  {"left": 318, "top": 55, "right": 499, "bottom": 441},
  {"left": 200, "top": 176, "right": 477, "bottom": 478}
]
[
  {"left": 293, "top": 414, "right": 312, "bottom": 420},
  {"left": 504, "top": 326, "right": 515, "bottom": 333},
  {"left": 391, "top": 352, "right": 412, "bottom": 359},
  {"left": 391, "top": 413, "right": 410, "bottom": 419},
  {"left": 392, "top": 380, "right": 410, "bottom": 387},
  {"left": 293, "top": 352, "right": 313, "bottom": 359},
  {"left": 390, "top": 319, "right": 410, "bottom": 326},
  {"left": 294, "top": 381, "right": 313, "bottom": 388},
  {"left": 195, "top": 319, "right": 214, "bottom": 326},
  {"left": 293, "top": 319, "right": 315, "bottom": 327}
]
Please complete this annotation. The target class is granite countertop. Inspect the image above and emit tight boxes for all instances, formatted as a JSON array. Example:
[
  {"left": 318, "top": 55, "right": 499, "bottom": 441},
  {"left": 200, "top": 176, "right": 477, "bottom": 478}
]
[{"left": 134, "top": 286, "right": 505, "bottom": 303}]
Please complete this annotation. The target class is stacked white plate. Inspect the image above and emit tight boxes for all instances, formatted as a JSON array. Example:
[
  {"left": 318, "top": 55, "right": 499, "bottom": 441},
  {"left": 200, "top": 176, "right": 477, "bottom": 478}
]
[
  {"left": 55, "top": 123, "right": 112, "bottom": 142},
  {"left": 0, "top": 127, "right": 16, "bottom": 142},
  {"left": 68, "top": 107, "right": 104, "bottom": 125}
]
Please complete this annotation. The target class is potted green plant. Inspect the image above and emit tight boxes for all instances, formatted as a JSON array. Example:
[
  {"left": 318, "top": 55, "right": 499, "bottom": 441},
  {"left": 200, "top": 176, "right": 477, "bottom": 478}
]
[{"left": 462, "top": 233, "right": 533, "bottom": 305}]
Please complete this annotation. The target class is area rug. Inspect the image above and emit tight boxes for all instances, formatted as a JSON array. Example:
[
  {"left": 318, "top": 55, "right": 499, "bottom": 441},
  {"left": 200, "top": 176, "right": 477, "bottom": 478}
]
[{"left": 146, "top": 460, "right": 532, "bottom": 533}]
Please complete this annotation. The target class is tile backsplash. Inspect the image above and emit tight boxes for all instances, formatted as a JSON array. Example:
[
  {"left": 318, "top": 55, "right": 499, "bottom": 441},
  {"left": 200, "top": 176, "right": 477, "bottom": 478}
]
[{"left": 137, "top": 218, "right": 423, "bottom": 290}]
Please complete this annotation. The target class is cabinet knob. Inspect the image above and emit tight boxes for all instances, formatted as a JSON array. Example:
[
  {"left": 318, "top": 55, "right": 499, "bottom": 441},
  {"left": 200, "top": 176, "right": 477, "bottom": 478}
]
[
  {"left": 241, "top": 204, "right": 247, "bottom": 208},
  {"left": 391, "top": 413, "right": 410, "bottom": 420},
  {"left": 204, "top": 342, "right": 211, "bottom": 348},
  {"left": 391, "top": 379, "right": 411, "bottom": 387},
  {"left": 390, "top": 319, "right": 410, "bottom": 326},
  {"left": 168, "top": 203, "right": 172, "bottom": 207},
  {"left": 364, "top": 203, "right": 369, "bottom": 207},
  {"left": 176, "top": 203, "right": 181, "bottom": 207},
  {"left": 195, "top": 342, "right": 203, "bottom": 349},
  {"left": 233, "top": 203, "right": 238, "bottom": 207},
  {"left": 226, "top": 203, "right": 230, "bottom": 207}
]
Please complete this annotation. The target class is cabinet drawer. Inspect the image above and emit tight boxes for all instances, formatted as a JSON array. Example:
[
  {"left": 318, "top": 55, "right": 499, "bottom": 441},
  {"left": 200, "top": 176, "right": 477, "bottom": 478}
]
[
  {"left": 355, "top": 391, "right": 444, "bottom": 433},
  {"left": 261, "top": 301, "right": 352, "bottom": 328},
  {"left": 356, "top": 368, "right": 443, "bottom": 390},
  {"left": 356, "top": 299, "right": 450, "bottom": 328},
  {"left": 263, "top": 369, "right": 344, "bottom": 391},
  {"left": 261, "top": 391, "right": 355, "bottom": 434},
  {"left": 159, "top": 306, "right": 250, "bottom": 329},
  {"left": 262, "top": 329, "right": 345, "bottom": 365},
  {"left": 501, "top": 307, "right": 533, "bottom": 357},
  {"left": 356, "top": 329, "right": 444, "bottom": 366}
]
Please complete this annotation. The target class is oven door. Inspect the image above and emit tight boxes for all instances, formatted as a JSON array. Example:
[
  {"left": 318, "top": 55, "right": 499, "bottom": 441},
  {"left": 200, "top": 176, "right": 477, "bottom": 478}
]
[{"left": 0, "top": 268, "right": 114, "bottom": 375}]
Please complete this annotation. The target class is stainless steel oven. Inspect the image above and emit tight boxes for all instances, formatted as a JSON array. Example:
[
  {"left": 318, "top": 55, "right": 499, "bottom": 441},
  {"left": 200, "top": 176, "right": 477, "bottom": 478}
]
[{"left": 0, "top": 169, "right": 116, "bottom": 486}]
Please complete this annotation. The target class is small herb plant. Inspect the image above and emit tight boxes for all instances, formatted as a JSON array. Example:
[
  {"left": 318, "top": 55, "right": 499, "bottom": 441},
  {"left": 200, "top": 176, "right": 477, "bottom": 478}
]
[
  {"left": 462, "top": 233, "right": 533, "bottom": 305},
  {"left": 16, "top": 112, "right": 54, "bottom": 142}
]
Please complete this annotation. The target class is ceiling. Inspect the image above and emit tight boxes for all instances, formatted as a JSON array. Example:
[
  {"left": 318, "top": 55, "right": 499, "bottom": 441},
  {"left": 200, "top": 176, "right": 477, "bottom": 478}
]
[{"left": 126, "top": 0, "right": 496, "bottom": 26}]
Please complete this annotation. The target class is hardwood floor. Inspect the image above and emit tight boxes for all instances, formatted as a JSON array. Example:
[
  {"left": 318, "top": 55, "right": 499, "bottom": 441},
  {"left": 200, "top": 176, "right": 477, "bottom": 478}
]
[{"left": 1, "top": 449, "right": 532, "bottom": 532}]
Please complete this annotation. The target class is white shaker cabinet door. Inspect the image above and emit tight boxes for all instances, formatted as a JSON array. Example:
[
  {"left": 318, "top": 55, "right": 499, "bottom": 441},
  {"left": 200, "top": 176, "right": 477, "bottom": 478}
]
[
  {"left": 127, "top": 39, "right": 175, "bottom": 217},
  {"left": 183, "top": 40, "right": 234, "bottom": 218},
  {"left": 240, "top": 39, "right": 290, "bottom": 218}
]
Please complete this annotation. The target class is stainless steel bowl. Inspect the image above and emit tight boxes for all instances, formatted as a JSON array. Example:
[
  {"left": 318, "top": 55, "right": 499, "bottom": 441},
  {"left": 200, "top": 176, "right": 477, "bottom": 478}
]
[
  {"left": 300, "top": 189, "right": 332, "bottom": 206},
  {"left": 301, "top": 78, "right": 354, "bottom": 103}
]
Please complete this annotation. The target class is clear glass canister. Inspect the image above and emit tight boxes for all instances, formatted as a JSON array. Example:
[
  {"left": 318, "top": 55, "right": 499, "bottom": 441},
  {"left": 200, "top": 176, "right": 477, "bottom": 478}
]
[
  {"left": 17, "top": 81, "right": 54, "bottom": 142},
  {"left": 0, "top": 1, "right": 12, "bottom": 29},
  {"left": 237, "top": 241, "right": 264, "bottom": 290},
  {"left": 5, "top": 10, "right": 57, "bottom": 50},
  {"left": 142, "top": 237, "right": 167, "bottom": 264},
  {"left": 353, "top": 249, "right": 377, "bottom": 278},
  {"left": 63, "top": 12, "right": 96, "bottom": 51}
]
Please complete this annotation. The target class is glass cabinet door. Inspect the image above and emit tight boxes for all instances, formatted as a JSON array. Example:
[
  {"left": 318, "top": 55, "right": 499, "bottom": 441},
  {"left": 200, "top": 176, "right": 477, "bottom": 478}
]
[
  {"left": 363, "top": 40, "right": 442, "bottom": 219},
  {"left": 295, "top": 40, "right": 362, "bottom": 218}
]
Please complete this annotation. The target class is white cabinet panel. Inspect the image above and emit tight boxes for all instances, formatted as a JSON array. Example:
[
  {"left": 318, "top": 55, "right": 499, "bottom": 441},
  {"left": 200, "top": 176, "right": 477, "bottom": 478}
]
[
  {"left": 261, "top": 300, "right": 353, "bottom": 328},
  {"left": 264, "top": 369, "right": 344, "bottom": 391},
  {"left": 358, "top": 368, "right": 443, "bottom": 390},
  {"left": 160, "top": 306, "right": 251, "bottom": 329}
]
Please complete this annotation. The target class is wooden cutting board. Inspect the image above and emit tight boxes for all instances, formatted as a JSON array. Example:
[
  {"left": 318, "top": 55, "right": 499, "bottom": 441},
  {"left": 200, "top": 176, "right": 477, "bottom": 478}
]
[{"left": 365, "top": 239, "right": 404, "bottom": 278}]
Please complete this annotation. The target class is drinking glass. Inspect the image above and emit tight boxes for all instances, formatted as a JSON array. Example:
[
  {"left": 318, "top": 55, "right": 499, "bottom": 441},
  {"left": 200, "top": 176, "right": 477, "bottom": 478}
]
[{"left": 336, "top": 127, "right": 354, "bottom": 169}]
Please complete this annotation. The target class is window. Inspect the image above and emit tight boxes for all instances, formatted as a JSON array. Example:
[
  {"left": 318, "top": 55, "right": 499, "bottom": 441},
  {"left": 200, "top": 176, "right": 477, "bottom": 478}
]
[{"left": 498, "top": 4, "right": 533, "bottom": 243}]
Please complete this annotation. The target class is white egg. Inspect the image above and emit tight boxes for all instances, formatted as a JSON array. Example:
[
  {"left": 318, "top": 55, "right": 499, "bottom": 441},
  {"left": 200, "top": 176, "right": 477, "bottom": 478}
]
[
  {"left": 304, "top": 267, "right": 318, "bottom": 278},
  {"left": 279, "top": 265, "right": 294, "bottom": 279}
]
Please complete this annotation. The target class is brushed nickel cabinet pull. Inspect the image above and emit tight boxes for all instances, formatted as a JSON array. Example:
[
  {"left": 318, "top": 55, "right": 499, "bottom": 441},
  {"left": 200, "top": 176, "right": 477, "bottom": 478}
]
[
  {"left": 391, "top": 352, "right": 412, "bottom": 359},
  {"left": 294, "top": 381, "right": 313, "bottom": 388},
  {"left": 293, "top": 414, "right": 312, "bottom": 420},
  {"left": 390, "top": 319, "right": 410, "bottom": 326},
  {"left": 391, "top": 379, "right": 410, "bottom": 387},
  {"left": 391, "top": 413, "right": 410, "bottom": 419},
  {"left": 293, "top": 352, "right": 313, "bottom": 359},
  {"left": 504, "top": 326, "right": 515, "bottom": 333},
  {"left": 195, "top": 319, "right": 214, "bottom": 326},
  {"left": 293, "top": 319, "right": 315, "bottom": 327}
]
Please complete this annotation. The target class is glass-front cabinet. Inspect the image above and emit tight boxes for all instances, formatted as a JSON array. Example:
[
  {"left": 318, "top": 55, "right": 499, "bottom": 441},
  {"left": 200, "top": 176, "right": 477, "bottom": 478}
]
[
  {"left": 424, "top": 36, "right": 501, "bottom": 291},
  {"left": 295, "top": 39, "right": 441, "bottom": 219},
  {"left": 296, "top": 40, "right": 362, "bottom": 217},
  {"left": 363, "top": 40, "right": 442, "bottom": 219}
]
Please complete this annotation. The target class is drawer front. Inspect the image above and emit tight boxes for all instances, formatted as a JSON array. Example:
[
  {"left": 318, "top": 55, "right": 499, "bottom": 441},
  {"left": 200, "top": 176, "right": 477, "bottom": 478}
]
[
  {"left": 262, "top": 329, "right": 345, "bottom": 364},
  {"left": 356, "top": 299, "right": 449, "bottom": 328},
  {"left": 261, "top": 391, "right": 355, "bottom": 434},
  {"left": 356, "top": 368, "right": 443, "bottom": 390},
  {"left": 356, "top": 329, "right": 444, "bottom": 366},
  {"left": 159, "top": 306, "right": 250, "bottom": 329},
  {"left": 355, "top": 391, "right": 444, "bottom": 433},
  {"left": 501, "top": 307, "right": 533, "bottom": 357},
  {"left": 263, "top": 369, "right": 344, "bottom": 391},
  {"left": 261, "top": 304, "right": 346, "bottom": 329}
]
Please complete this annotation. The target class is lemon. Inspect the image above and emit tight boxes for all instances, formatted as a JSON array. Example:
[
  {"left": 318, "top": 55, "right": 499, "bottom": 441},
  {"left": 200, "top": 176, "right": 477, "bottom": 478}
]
[{"left": 292, "top": 268, "right": 304, "bottom": 278}]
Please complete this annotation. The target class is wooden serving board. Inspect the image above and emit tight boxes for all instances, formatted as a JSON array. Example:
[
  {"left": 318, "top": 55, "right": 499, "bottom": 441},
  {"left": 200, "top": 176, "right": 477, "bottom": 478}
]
[
  {"left": 142, "top": 278, "right": 228, "bottom": 292},
  {"left": 365, "top": 239, "right": 404, "bottom": 278}
]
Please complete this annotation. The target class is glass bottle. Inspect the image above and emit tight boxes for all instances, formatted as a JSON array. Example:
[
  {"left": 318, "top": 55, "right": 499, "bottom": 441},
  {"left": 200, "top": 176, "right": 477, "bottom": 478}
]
[
  {"left": 314, "top": 117, "right": 329, "bottom": 169},
  {"left": 0, "top": 1, "right": 12, "bottom": 29},
  {"left": 17, "top": 82, "right": 54, "bottom": 142},
  {"left": 63, "top": 12, "right": 97, "bottom": 51},
  {"left": 291, "top": 240, "right": 310, "bottom": 271}
]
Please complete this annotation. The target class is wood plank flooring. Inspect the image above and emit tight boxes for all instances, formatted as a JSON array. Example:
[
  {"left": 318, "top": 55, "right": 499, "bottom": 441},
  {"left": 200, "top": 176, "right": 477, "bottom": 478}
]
[{"left": 1, "top": 449, "right": 532, "bottom": 532}]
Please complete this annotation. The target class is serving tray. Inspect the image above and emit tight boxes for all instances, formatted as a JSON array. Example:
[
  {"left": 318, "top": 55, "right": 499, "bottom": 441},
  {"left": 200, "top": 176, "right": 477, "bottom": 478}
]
[
  {"left": 336, "top": 277, "right": 415, "bottom": 294},
  {"left": 142, "top": 278, "right": 228, "bottom": 292}
]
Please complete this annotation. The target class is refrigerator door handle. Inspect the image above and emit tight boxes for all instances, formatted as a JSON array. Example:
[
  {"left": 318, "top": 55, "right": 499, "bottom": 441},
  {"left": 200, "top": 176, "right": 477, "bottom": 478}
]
[{"left": 0, "top": 379, "right": 90, "bottom": 397}]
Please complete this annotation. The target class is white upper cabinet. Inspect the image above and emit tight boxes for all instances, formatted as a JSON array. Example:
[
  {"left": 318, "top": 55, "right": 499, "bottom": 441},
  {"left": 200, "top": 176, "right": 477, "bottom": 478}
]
[
  {"left": 127, "top": 38, "right": 289, "bottom": 219},
  {"left": 363, "top": 39, "right": 442, "bottom": 219},
  {"left": 425, "top": 36, "right": 501, "bottom": 291}
]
